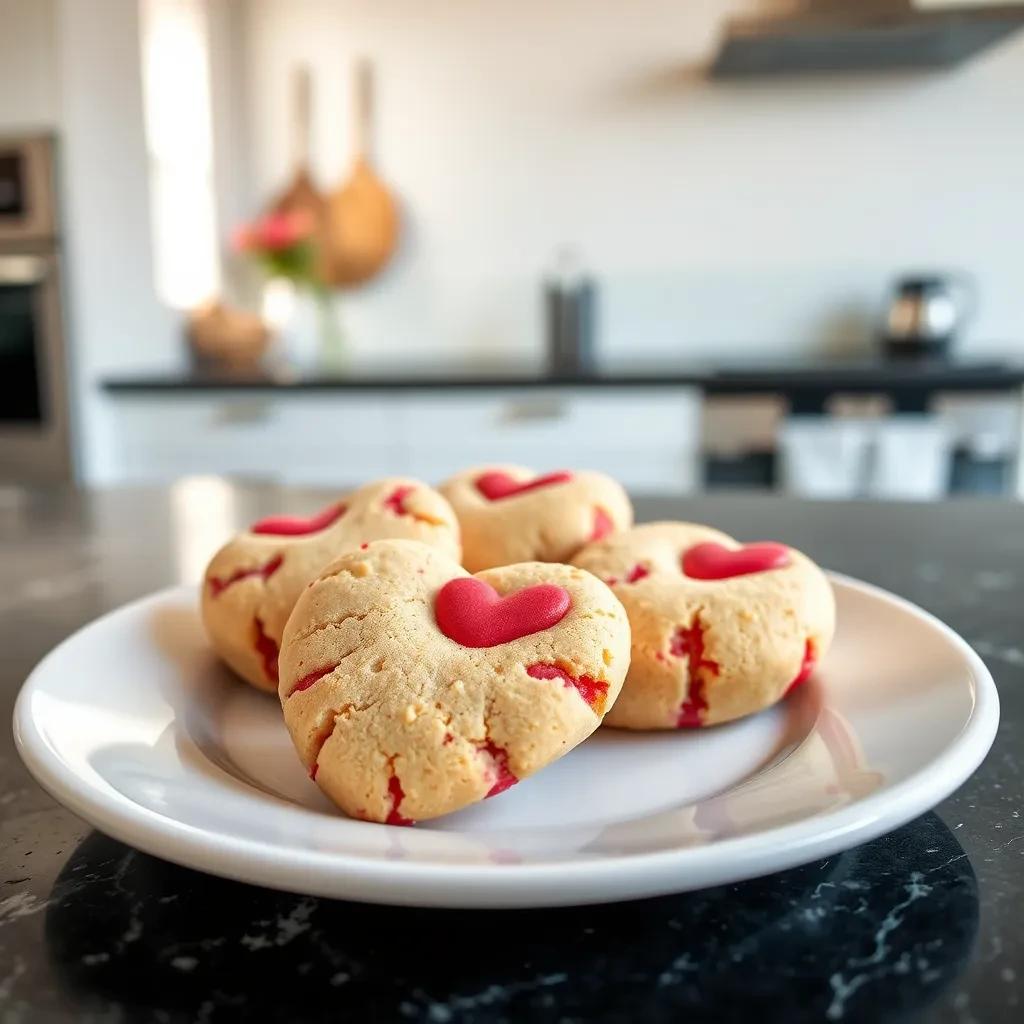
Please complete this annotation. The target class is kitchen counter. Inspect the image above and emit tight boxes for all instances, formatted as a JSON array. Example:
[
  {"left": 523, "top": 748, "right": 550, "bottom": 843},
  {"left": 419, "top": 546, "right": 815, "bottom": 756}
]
[
  {"left": 1, "top": 484, "right": 1021, "bottom": 1022},
  {"left": 101, "top": 357, "right": 1024, "bottom": 412}
]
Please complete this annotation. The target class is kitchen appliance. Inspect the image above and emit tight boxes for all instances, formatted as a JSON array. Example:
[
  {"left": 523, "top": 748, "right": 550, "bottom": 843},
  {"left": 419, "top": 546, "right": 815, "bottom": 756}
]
[
  {"left": 711, "top": 1, "right": 1024, "bottom": 76},
  {"left": 0, "top": 136, "right": 57, "bottom": 242},
  {"left": 882, "top": 274, "right": 974, "bottom": 358},
  {"left": 545, "top": 248, "right": 597, "bottom": 376},
  {"left": 0, "top": 135, "right": 72, "bottom": 481}
]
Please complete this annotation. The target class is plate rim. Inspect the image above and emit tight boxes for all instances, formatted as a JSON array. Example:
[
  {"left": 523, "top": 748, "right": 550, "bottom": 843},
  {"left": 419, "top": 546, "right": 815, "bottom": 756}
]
[{"left": 12, "top": 573, "right": 1000, "bottom": 908}]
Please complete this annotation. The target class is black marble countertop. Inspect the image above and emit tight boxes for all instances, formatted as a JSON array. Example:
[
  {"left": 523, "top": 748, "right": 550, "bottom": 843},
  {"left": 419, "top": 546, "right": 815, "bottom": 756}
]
[
  {"left": 1, "top": 485, "right": 1021, "bottom": 1022},
  {"left": 100, "top": 358, "right": 1024, "bottom": 401}
]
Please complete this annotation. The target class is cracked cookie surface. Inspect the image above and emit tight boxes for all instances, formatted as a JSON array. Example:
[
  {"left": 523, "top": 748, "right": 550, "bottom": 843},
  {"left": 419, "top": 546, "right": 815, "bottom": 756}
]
[
  {"left": 572, "top": 521, "right": 835, "bottom": 729},
  {"left": 278, "top": 539, "right": 630, "bottom": 823},
  {"left": 440, "top": 464, "right": 633, "bottom": 573},
  {"left": 200, "top": 478, "right": 460, "bottom": 692}
]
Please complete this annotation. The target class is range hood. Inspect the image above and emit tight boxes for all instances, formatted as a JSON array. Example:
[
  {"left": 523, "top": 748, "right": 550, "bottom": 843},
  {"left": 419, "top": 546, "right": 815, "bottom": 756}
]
[{"left": 711, "top": 0, "right": 1024, "bottom": 76}]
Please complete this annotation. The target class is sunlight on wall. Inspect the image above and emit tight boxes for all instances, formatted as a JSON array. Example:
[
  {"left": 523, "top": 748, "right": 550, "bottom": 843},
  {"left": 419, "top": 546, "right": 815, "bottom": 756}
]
[{"left": 139, "top": 0, "right": 219, "bottom": 310}]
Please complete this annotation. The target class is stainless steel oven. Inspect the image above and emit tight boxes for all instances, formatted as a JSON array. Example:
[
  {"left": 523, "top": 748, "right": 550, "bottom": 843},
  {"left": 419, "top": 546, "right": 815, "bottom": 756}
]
[{"left": 0, "top": 135, "right": 71, "bottom": 481}]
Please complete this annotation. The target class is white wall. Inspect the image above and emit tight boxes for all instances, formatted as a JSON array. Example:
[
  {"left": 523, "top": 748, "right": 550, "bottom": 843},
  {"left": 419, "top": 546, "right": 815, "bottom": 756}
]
[
  {"left": 56, "top": 0, "right": 179, "bottom": 481},
  {"left": 239, "top": 0, "right": 1024, "bottom": 365},
  {"left": 0, "top": 0, "right": 59, "bottom": 130}
]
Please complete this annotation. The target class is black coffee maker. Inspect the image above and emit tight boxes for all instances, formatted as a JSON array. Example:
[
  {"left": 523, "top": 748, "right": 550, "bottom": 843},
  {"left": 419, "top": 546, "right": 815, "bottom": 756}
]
[{"left": 882, "top": 274, "right": 974, "bottom": 359}]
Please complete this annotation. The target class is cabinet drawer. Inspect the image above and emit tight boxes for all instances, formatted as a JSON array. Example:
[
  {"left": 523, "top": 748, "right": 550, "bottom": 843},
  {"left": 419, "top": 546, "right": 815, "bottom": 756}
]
[
  {"left": 104, "top": 387, "right": 702, "bottom": 494},
  {"left": 403, "top": 388, "right": 701, "bottom": 492},
  {"left": 411, "top": 446, "right": 697, "bottom": 493},
  {"left": 401, "top": 388, "right": 697, "bottom": 446},
  {"left": 107, "top": 395, "right": 405, "bottom": 485}
]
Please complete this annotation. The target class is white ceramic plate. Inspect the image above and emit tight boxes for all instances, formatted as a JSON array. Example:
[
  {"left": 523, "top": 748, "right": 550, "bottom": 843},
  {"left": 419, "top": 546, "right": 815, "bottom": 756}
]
[{"left": 14, "top": 575, "right": 998, "bottom": 908}]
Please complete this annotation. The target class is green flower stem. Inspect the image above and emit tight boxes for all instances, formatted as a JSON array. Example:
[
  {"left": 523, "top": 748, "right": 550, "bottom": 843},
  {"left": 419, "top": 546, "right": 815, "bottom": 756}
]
[{"left": 312, "top": 286, "right": 345, "bottom": 370}]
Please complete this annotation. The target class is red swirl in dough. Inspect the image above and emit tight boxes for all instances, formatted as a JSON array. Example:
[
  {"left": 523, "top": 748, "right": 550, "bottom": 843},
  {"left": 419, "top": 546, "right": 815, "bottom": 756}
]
[
  {"left": 671, "top": 619, "right": 719, "bottom": 728},
  {"left": 785, "top": 639, "right": 817, "bottom": 695},
  {"left": 208, "top": 553, "right": 283, "bottom": 597},
  {"left": 478, "top": 740, "right": 518, "bottom": 797},
  {"left": 253, "top": 617, "right": 279, "bottom": 683},
  {"left": 527, "top": 662, "right": 609, "bottom": 713},
  {"left": 385, "top": 773, "right": 414, "bottom": 826}
]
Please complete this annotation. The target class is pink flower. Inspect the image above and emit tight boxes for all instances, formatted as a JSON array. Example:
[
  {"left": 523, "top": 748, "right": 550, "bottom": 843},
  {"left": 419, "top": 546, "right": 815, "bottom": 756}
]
[
  {"left": 259, "top": 210, "right": 312, "bottom": 250},
  {"left": 233, "top": 210, "right": 313, "bottom": 253}
]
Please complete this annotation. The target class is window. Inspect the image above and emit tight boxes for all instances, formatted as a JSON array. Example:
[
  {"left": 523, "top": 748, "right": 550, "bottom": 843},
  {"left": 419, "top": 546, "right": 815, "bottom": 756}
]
[{"left": 139, "top": 0, "right": 219, "bottom": 310}]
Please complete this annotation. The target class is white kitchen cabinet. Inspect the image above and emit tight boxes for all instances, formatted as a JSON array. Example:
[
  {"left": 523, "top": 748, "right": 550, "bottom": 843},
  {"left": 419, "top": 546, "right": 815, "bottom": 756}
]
[
  {"left": 106, "top": 394, "right": 407, "bottom": 486},
  {"left": 103, "top": 386, "right": 701, "bottom": 493},
  {"left": 400, "top": 388, "right": 700, "bottom": 493}
]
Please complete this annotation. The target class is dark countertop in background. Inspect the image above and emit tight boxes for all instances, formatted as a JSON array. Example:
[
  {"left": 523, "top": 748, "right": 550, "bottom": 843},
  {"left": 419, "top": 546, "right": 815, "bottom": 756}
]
[
  {"left": 1, "top": 485, "right": 1021, "bottom": 1022},
  {"left": 101, "top": 359, "right": 1024, "bottom": 413}
]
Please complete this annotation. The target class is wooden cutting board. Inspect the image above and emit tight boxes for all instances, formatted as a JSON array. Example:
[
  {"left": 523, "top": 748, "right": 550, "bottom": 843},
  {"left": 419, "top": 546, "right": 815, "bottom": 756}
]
[{"left": 325, "top": 59, "right": 400, "bottom": 287}]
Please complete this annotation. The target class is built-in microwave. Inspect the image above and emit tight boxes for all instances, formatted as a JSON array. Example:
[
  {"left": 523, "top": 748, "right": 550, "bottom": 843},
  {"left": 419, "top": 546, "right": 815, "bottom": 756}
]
[{"left": 0, "top": 135, "right": 58, "bottom": 244}]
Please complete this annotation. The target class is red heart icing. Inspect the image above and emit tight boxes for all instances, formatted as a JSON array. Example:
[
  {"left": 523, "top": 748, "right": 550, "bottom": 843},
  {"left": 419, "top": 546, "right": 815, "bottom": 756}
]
[
  {"left": 435, "top": 577, "right": 571, "bottom": 648},
  {"left": 250, "top": 502, "right": 347, "bottom": 536},
  {"left": 476, "top": 470, "right": 572, "bottom": 501},
  {"left": 681, "top": 541, "right": 790, "bottom": 580}
]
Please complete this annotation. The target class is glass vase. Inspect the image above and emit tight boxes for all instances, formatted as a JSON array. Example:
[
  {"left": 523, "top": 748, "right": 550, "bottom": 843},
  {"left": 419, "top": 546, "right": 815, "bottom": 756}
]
[{"left": 313, "top": 287, "right": 346, "bottom": 371}]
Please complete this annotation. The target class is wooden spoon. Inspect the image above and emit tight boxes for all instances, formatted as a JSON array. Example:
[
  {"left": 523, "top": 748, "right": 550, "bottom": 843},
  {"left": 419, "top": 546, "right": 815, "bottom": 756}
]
[
  {"left": 269, "top": 65, "right": 329, "bottom": 280},
  {"left": 325, "top": 59, "right": 400, "bottom": 287}
]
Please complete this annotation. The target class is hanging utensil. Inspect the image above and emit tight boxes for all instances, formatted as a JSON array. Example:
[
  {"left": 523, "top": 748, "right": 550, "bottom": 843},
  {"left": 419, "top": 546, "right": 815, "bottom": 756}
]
[
  {"left": 269, "top": 65, "right": 329, "bottom": 280},
  {"left": 325, "top": 58, "right": 399, "bottom": 287}
]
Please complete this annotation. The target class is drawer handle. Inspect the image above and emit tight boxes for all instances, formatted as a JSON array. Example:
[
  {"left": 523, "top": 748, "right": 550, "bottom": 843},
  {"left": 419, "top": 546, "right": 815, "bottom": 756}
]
[
  {"left": 499, "top": 399, "right": 568, "bottom": 424},
  {"left": 211, "top": 401, "right": 273, "bottom": 426}
]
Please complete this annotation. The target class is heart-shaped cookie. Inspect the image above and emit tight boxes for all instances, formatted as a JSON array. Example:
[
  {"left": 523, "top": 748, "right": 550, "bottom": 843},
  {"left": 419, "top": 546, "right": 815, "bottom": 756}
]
[
  {"left": 572, "top": 521, "right": 835, "bottom": 729},
  {"left": 201, "top": 479, "right": 460, "bottom": 692},
  {"left": 278, "top": 539, "right": 630, "bottom": 823},
  {"left": 440, "top": 464, "right": 633, "bottom": 573}
]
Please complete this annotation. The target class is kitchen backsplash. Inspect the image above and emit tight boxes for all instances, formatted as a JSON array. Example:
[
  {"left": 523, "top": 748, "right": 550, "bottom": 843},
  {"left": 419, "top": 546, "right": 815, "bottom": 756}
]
[{"left": 229, "top": 0, "right": 1024, "bottom": 363}]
